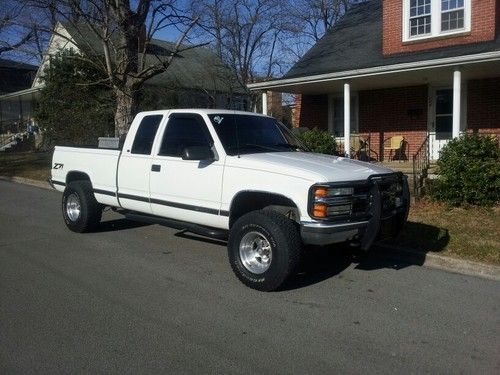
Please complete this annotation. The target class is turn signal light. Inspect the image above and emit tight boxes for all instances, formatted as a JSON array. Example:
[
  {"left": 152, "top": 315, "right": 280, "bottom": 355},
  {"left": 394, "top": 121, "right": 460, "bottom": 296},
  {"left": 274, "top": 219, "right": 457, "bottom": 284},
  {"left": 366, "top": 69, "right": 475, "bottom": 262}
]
[
  {"left": 313, "top": 203, "right": 327, "bottom": 218},
  {"left": 313, "top": 187, "right": 328, "bottom": 199}
]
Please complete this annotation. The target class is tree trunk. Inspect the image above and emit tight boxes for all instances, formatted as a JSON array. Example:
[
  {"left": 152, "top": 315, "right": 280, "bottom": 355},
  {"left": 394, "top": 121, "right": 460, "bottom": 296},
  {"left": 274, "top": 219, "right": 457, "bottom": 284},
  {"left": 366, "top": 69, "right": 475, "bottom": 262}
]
[{"left": 114, "top": 87, "right": 139, "bottom": 137}]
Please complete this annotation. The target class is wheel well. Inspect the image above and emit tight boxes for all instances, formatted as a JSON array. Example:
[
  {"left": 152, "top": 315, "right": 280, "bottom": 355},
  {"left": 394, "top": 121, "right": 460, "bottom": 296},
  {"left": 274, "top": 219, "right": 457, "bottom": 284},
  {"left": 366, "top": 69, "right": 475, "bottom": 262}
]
[
  {"left": 229, "top": 191, "right": 299, "bottom": 228},
  {"left": 66, "top": 171, "right": 91, "bottom": 185}
]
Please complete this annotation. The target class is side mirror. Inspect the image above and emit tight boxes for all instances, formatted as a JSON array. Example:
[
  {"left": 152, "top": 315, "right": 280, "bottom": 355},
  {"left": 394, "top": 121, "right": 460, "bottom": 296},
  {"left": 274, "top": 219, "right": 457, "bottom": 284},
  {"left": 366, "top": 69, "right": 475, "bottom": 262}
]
[{"left": 182, "top": 145, "right": 214, "bottom": 161}]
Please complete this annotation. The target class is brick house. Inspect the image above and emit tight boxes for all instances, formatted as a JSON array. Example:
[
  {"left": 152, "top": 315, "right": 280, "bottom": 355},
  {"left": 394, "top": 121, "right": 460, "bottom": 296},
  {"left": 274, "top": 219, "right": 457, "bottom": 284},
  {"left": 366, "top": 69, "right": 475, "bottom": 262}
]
[{"left": 248, "top": 0, "right": 500, "bottom": 161}]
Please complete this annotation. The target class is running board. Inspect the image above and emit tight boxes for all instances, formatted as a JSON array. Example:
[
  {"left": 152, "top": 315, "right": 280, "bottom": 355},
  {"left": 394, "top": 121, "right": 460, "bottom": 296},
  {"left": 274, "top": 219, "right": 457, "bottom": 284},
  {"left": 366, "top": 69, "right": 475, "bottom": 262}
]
[{"left": 124, "top": 212, "right": 229, "bottom": 240}]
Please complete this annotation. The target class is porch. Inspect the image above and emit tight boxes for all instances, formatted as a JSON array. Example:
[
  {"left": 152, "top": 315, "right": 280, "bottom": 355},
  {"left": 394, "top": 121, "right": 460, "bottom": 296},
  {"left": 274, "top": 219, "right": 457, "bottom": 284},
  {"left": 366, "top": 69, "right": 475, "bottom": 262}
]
[
  {"left": 250, "top": 59, "right": 500, "bottom": 197},
  {"left": 252, "top": 58, "right": 500, "bottom": 163},
  {"left": 0, "top": 87, "right": 40, "bottom": 151}
]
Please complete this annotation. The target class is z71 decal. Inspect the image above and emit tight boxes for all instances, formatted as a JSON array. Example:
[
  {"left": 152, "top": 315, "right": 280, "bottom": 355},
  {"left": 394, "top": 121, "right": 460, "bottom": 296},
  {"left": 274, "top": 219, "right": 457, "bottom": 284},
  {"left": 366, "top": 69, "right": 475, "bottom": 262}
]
[{"left": 53, "top": 163, "right": 64, "bottom": 170}]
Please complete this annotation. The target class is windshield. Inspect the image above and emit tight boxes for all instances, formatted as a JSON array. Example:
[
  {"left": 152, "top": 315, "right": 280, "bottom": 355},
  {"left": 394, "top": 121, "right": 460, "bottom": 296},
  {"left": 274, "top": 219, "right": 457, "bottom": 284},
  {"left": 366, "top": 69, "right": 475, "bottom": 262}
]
[{"left": 208, "top": 114, "right": 309, "bottom": 155}]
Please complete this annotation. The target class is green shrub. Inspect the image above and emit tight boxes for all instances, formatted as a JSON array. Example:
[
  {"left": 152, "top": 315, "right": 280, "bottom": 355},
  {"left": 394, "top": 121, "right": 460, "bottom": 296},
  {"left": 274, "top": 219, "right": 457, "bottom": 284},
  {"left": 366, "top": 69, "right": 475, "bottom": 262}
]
[
  {"left": 431, "top": 134, "right": 500, "bottom": 206},
  {"left": 297, "top": 128, "right": 337, "bottom": 155},
  {"left": 35, "top": 50, "right": 115, "bottom": 148}
]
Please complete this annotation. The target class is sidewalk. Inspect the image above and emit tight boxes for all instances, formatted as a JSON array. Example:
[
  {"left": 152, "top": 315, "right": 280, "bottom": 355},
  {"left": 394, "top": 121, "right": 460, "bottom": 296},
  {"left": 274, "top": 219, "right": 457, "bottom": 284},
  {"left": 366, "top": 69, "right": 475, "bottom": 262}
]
[{"left": 373, "top": 244, "right": 500, "bottom": 281}]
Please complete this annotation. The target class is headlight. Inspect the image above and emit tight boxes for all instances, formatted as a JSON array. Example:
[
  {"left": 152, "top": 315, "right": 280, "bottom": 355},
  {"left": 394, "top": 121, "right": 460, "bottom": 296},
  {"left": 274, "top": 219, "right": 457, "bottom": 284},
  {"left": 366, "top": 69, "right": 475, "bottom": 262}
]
[
  {"left": 311, "top": 186, "right": 354, "bottom": 219},
  {"left": 312, "top": 186, "right": 354, "bottom": 199}
]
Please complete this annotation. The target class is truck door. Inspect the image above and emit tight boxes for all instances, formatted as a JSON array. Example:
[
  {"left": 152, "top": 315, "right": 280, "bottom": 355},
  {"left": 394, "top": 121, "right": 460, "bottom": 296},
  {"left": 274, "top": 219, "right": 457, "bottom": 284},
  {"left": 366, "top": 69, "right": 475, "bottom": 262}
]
[
  {"left": 117, "top": 114, "right": 164, "bottom": 214},
  {"left": 149, "top": 113, "right": 225, "bottom": 227}
]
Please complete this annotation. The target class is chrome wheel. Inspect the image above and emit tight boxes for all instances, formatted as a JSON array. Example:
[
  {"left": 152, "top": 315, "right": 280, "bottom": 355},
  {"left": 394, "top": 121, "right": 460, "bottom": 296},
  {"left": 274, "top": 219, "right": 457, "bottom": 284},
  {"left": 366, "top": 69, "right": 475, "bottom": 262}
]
[
  {"left": 66, "top": 193, "right": 81, "bottom": 222},
  {"left": 239, "top": 231, "right": 272, "bottom": 274}
]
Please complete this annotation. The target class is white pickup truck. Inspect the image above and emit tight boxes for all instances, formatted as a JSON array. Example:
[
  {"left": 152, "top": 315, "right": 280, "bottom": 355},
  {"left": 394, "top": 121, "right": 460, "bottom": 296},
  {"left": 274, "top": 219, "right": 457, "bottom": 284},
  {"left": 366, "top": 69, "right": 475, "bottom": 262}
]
[{"left": 50, "top": 109, "right": 409, "bottom": 291}]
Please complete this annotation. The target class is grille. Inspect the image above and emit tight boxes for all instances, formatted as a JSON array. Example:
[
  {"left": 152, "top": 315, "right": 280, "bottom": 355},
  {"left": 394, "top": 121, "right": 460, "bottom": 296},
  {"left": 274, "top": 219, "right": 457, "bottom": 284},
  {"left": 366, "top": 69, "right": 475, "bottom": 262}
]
[
  {"left": 313, "top": 173, "right": 405, "bottom": 222},
  {"left": 374, "top": 175, "right": 405, "bottom": 218}
]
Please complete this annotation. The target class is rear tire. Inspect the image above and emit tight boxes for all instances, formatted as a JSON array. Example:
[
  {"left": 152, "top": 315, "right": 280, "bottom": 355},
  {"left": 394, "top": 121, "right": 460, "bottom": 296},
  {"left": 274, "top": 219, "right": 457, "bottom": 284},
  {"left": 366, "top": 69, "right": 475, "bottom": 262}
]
[
  {"left": 228, "top": 210, "right": 301, "bottom": 291},
  {"left": 62, "top": 180, "right": 102, "bottom": 233}
]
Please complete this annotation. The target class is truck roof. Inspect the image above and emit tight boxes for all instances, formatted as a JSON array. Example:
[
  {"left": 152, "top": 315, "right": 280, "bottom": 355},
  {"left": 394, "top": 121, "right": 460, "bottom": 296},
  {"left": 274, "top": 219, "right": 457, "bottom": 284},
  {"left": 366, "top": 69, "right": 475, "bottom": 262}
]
[{"left": 136, "top": 109, "right": 270, "bottom": 118}]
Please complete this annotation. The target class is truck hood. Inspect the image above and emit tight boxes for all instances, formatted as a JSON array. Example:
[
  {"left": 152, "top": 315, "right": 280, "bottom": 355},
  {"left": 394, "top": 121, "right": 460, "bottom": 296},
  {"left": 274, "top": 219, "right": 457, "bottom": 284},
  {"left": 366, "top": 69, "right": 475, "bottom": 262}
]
[{"left": 227, "top": 152, "right": 394, "bottom": 182}]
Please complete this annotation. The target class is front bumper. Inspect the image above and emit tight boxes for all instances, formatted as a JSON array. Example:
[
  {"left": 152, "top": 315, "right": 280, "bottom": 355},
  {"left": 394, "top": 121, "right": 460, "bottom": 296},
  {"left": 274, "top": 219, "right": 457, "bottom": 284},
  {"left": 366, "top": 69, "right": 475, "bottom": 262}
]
[{"left": 300, "top": 173, "right": 410, "bottom": 249}]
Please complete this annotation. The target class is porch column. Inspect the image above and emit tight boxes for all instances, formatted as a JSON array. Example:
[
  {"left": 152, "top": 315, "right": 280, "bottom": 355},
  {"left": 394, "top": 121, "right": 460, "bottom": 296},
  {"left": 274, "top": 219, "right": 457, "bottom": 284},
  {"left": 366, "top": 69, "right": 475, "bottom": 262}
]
[
  {"left": 344, "top": 82, "right": 351, "bottom": 157},
  {"left": 452, "top": 68, "right": 461, "bottom": 139},
  {"left": 262, "top": 91, "right": 268, "bottom": 115}
]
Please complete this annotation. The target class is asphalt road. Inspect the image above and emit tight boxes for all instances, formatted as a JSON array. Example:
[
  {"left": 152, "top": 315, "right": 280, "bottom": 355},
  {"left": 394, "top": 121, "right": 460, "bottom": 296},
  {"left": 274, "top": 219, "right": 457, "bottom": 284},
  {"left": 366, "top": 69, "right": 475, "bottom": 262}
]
[{"left": 1, "top": 180, "right": 499, "bottom": 374}]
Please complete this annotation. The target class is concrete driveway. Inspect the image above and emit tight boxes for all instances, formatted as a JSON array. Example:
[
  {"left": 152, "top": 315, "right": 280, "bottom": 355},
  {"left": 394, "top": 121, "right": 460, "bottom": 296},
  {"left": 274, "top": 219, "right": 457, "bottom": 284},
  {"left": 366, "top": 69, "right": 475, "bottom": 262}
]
[{"left": 1, "top": 180, "right": 499, "bottom": 374}]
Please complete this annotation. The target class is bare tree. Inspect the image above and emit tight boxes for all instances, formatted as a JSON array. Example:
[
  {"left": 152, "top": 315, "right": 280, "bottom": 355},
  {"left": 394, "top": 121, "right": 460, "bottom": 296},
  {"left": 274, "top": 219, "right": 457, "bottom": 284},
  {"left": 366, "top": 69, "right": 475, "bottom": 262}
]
[
  {"left": 0, "top": 1, "right": 34, "bottom": 57},
  {"left": 190, "top": 0, "right": 360, "bottom": 109},
  {"left": 191, "top": 0, "right": 290, "bottom": 108},
  {"left": 290, "top": 0, "right": 352, "bottom": 43},
  {"left": 29, "top": 0, "right": 199, "bottom": 136},
  {"left": 283, "top": 0, "right": 360, "bottom": 62}
]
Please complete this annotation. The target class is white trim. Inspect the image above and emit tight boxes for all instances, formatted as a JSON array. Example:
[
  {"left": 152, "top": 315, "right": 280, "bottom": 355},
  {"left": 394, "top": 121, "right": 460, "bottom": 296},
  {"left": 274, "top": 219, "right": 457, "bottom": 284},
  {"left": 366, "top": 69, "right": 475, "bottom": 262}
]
[
  {"left": 344, "top": 83, "right": 351, "bottom": 157},
  {"left": 402, "top": 0, "right": 471, "bottom": 42},
  {"left": 461, "top": 80, "right": 467, "bottom": 131},
  {"left": 403, "top": 0, "right": 432, "bottom": 41},
  {"left": 0, "top": 86, "right": 42, "bottom": 100},
  {"left": 247, "top": 51, "right": 500, "bottom": 91},
  {"left": 452, "top": 68, "right": 461, "bottom": 138},
  {"left": 262, "top": 92, "right": 268, "bottom": 115},
  {"left": 428, "top": 80, "right": 468, "bottom": 159},
  {"left": 32, "top": 22, "right": 79, "bottom": 88}
]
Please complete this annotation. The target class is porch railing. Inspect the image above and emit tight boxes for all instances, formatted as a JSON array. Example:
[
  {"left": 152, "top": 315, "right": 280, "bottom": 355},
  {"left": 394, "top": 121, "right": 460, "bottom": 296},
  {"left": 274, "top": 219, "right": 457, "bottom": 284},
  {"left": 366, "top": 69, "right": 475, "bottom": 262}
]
[
  {"left": 335, "top": 132, "right": 375, "bottom": 161},
  {"left": 412, "top": 133, "right": 430, "bottom": 198},
  {"left": 0, "top": 133, "right": 19, "bottom": 151}
]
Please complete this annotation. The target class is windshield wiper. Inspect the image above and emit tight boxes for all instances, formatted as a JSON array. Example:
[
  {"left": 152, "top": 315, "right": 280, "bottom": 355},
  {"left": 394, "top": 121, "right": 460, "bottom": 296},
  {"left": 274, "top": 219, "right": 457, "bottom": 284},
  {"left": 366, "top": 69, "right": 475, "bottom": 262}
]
[
  {"left": 225, "top": 144, "right": 279, "bottom": 155},
  {"left": 272, "top": 143, "right": 308, "bottom": 152},
  {"left": 226, "top": 143, "right": 307, "bottom": 155}
]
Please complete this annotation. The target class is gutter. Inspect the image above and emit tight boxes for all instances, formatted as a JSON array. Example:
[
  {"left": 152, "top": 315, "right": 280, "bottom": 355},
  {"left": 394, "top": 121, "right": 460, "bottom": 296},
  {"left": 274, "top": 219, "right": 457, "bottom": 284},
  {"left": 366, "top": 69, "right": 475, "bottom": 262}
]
[
  {"left": 0, "top": 86, "right": 43, "bottom": 100},
  {"left": 247, "top": 51, "right": 500, "bottom": 91}
]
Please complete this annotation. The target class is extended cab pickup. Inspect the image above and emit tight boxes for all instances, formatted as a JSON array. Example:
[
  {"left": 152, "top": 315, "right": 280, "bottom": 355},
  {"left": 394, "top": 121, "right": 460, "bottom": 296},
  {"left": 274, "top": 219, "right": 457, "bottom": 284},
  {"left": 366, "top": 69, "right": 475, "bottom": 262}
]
[{"left": 50, "top": 109, "right": 410, "bottom": 291}]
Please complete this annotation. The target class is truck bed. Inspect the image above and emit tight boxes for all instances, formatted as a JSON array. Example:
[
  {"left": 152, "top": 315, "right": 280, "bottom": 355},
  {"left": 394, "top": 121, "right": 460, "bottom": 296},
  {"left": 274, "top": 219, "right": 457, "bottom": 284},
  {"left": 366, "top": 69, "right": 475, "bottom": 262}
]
[{"left": 51, "top": 146, "right": 121, "bottom": 207}]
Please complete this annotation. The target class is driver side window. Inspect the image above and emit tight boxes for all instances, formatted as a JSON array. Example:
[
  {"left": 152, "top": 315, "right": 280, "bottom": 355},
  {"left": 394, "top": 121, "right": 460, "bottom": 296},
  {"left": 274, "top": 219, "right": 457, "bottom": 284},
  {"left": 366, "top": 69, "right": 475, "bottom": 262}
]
[{"left": 159, "top": 115, "right": 212, "bottom": 157}]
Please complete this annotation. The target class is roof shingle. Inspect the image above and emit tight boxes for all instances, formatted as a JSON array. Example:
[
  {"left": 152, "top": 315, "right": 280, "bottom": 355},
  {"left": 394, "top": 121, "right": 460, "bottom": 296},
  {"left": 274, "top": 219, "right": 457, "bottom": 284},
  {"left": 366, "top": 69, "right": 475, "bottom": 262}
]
[
  {"left": 62, "top": 22, "right": 243, "bottom": 93},
  {"left": 284, "top": 0, "right": 500, "bottom": 80}
]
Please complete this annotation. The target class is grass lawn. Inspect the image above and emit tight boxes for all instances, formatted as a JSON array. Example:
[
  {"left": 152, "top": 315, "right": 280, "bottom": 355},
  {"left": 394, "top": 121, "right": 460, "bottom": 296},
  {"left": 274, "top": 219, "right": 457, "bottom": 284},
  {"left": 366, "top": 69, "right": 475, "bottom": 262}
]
[
  {"left": 0, "top": 151, "right": 52, "bottom": 181},
  {"left": 0, "top": 151, "right": 498, "bottom": 265},
  {"left": 386, "top": 200, "right": 500, "bottom": 265}
]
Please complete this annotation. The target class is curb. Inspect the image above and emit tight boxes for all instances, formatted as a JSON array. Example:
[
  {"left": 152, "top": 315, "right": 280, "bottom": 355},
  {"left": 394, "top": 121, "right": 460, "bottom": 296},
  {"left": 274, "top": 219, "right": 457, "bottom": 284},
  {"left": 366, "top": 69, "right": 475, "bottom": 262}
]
[
  {"left": 0, "top": 176, "right": 52, "bottom": 190},
  {"left": 2, "top": 175, "right": 499, "bottom": 282},
  {"left": 375, "top": 244, "right": 500, "bottom": 282}
]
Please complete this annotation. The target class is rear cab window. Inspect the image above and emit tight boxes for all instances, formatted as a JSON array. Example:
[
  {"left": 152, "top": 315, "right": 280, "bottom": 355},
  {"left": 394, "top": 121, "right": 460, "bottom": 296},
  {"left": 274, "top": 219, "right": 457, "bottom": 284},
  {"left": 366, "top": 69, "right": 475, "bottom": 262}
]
[{"left": 131, "top": 115, "right": 163, "bottom": 155}]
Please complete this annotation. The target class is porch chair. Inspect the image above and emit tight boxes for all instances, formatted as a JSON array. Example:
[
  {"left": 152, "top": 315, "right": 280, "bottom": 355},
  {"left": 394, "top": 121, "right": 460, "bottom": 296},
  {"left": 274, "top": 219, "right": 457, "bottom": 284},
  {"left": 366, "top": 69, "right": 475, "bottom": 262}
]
[
  {"left": 350, "top": 134, "right": 379, "bottom": 161},
  {"left": 350, "top": 134, "right": 368, "bottom": 160},
  {"left": 383, "top": 135, "right": 406, "bottom": 161}
]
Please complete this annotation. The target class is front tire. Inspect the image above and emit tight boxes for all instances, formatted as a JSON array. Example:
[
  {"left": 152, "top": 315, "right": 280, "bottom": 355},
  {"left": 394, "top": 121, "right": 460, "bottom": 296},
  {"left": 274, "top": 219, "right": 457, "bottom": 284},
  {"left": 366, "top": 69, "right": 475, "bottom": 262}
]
[
  {"left": 62, "top": 180, "right": 102, "bottom": 233},
  {"left": 228, "top": 210, "right": 301, "bottom": 291}
]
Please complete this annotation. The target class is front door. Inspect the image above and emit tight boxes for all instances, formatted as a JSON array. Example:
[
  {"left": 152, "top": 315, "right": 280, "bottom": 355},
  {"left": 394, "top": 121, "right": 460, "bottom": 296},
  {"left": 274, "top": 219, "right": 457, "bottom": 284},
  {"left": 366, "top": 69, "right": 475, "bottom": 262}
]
[
  {"left": 429, "top": 88, "right": 454, "bottom": 160},
  {"left": 149, "top": 113, "right": 225, "bottom": 228}
]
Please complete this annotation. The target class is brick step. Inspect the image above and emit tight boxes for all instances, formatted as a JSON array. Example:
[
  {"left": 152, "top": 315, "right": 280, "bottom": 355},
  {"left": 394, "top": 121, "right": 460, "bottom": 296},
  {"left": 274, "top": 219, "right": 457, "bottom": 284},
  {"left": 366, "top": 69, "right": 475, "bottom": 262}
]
[{"left": 374, "top": 161, "right": 414, "bottom": 174}]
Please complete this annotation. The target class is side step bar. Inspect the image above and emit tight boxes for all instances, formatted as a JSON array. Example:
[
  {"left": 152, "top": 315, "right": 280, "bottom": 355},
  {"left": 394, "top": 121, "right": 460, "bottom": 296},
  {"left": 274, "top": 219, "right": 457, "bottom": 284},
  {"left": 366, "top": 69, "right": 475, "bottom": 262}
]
[{"left": 124, "top": 212, "right": 229, "bottom": 241}]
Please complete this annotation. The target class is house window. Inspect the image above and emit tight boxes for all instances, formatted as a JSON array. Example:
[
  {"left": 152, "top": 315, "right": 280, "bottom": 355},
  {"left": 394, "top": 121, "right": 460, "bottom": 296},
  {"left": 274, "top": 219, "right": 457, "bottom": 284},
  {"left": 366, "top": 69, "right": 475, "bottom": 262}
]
[
  {"left": 403, "top": 0, "right": 470, "bottom": 41},
  {"left": 328, "top": 95, "right": 358, "bottom": 137},
  {"left": 441, "top": 0, "right": 464, "bottom": 31},
  {"left": 410, "top": 0, "right": 432, "bottom": 37}
]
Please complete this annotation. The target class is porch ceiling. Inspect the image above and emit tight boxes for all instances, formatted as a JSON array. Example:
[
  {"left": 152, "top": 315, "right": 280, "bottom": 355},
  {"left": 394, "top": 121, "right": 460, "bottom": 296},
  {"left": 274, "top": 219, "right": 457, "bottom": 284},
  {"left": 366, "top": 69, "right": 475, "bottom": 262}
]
[{"left": 257, "top": 59, "right": 500, "bottom": 95}]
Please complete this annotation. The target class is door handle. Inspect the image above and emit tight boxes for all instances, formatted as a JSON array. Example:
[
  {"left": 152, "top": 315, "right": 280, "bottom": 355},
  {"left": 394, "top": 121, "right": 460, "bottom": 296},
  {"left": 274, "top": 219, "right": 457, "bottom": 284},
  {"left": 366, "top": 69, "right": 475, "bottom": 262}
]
[{"left": 151, "top": 164, "right": 161, "bottom": 172}]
